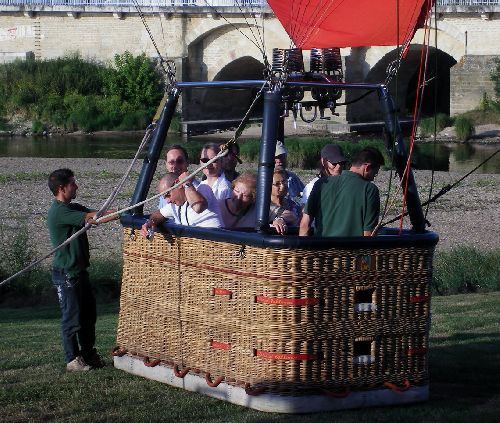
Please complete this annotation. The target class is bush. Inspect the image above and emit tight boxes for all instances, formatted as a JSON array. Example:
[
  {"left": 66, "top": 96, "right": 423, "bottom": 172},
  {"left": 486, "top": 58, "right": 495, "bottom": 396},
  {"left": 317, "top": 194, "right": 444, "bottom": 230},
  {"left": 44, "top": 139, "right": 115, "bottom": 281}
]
[
  {"left": 491, "top": 57, "right": 500, "bottom": 99},
  {"left": 433, "top": 247, "right": 500, "bottom": 295},
  {"left": 418, "top": 113, "right": 452, "bottom": 137},
  {"left": 454, "top": 115, "right": 475, "bottom": 141},
  {"left": 0, "top": 223, "right": 51, "bottom": 307},
  {"left": 0, "top": 53, "right": 164, "bottom": 132},
  {"left": 239, "top": 137, "right": 387, "bottom": 169}
]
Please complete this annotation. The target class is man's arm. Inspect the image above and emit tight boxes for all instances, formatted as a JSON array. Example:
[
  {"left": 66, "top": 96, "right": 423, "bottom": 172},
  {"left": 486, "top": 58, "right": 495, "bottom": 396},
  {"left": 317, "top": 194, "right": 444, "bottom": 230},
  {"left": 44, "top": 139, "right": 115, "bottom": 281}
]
[
  {"left": 299, "top": 213, "right": 312, "bottom": 236},
  {"left": 84, "top": 209, "right": 118, "bottom": 225},
  {"left": 180, "top": 171, "right": 207, "bottom": 213}
]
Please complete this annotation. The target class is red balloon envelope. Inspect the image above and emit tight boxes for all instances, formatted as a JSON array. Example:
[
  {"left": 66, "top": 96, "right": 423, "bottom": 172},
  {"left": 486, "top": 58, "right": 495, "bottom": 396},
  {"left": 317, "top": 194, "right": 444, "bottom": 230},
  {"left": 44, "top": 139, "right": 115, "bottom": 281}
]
[{"left": 267, "top": 0, "right": 433, "bottom": 48}]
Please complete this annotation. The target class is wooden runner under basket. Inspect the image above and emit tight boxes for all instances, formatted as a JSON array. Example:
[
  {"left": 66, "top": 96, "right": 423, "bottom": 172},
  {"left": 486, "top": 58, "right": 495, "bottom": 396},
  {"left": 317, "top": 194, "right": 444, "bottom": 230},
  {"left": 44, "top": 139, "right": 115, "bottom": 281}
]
[{"left": 116, "top": 227, "right": 434, "bottom": 395}]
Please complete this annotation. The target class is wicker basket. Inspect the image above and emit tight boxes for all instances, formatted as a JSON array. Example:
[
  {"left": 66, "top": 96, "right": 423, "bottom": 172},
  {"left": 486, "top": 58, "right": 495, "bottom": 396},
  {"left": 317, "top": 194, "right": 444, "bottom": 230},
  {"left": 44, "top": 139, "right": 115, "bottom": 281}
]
[{"left": 116, "top": 226, "right": 435, "bottom": 395}]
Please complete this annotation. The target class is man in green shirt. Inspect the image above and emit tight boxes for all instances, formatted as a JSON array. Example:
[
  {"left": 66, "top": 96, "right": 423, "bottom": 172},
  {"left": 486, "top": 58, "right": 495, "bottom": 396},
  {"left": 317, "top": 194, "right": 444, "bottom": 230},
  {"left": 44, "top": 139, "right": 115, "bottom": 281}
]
[
  {"left": 299, "top": 147, "right": 385, "bottom": 237},
  {"left": 47, "top": 168, "right": 114, "bottom": 371}
]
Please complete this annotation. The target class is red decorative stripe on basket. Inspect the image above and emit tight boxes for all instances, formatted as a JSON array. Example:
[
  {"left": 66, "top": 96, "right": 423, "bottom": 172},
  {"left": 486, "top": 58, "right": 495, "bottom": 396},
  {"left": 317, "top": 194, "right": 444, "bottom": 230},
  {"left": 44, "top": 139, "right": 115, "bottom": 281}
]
[
  {"left": 255, "top": 350, "right": 317, "bottom": 361},
  {"left": 143, "top": 357, "right": 161, "bottom": 367},
  {"left": 384, "top": 379, "right": 411, "bottom": 393},
  {"left": 210, "top": 340, "right": 232, "bottom": 351},
  {"left": 255, "top": 295, "right": 319, "bottom": 306},
  {"left": 408, "top": 347, "right": 427, "bottom": 356},
  {"left": 111, "top": 346, "right": 127, "bottom": 357},
  {"left": 410, "top": 295, "right": 429, "bottom": 303},
  {"left": 124, "top": 251, "right": 280, "bottom": 281},
  {"left": 212, "top": 288, "right": 232, "bottom": 297}
]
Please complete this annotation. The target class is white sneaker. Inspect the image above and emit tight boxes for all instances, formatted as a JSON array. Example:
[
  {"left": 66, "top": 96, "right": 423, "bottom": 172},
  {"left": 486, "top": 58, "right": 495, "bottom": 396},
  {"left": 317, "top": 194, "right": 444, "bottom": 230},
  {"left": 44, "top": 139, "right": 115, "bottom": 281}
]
[{"left": 66, "top": 356, "right": 92, "bottom": 372}]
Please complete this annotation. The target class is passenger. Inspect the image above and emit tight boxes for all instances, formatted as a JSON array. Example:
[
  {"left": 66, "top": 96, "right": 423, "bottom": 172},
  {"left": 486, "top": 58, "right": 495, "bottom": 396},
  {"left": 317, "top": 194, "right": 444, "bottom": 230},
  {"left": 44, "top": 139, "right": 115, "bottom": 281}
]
[
  {"left": 141, "top": 172, "right": 221, "bottom": 236},
  {"left": 160, "top": 144, "right": 198, "bottom": 208},
  {"left": 301, "top": 144, "right": 346, "bottom": 206},
  {"left": 274, "top": 141, "right": 305, "bottom": 202},
  {"left": 299, "top": 147, "right": 385, "bottom": 237},
  {"left": 219, "top": 142, "right": 241, "bottom": 182},
  {"left": 218, "top": 172, "right": 257, "bottom": 229},
  {"left": 199, "top": 142, "right": 232, "bottom": 200},
  {"left": 218, "top": 171, "right": 293, "bottom": 235},
  {"left": 270, "top": 169, "right": 300, "bottom": 234}
]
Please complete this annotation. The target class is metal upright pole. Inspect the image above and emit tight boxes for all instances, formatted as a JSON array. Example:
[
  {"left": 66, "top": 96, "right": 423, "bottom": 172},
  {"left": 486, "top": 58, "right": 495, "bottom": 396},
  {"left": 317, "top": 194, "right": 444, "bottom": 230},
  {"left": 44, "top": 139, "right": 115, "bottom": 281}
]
[
  {"left": 255, "top": 89, "right": 282, "bottom": 232},
  {"left": 129, "top": 88, "right": 180, "bottom": 215},
  {"left": 379, "top": 86, "right": 426, "bottom": 233}
]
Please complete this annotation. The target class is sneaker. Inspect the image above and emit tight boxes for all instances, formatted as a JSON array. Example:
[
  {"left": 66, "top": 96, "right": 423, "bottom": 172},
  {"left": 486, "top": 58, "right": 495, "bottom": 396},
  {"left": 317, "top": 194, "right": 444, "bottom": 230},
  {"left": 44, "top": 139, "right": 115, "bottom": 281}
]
[
  {"left": 66, "top": 356, "right": 92, "bottom": 372},
  {"left": 85, "top": 352, "right": 106, "bottom": 368}
]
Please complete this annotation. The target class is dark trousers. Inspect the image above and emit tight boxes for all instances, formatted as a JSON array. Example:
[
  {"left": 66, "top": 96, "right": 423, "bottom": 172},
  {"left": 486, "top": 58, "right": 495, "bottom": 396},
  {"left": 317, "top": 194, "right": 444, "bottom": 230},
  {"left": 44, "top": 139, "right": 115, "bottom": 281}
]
[{"left": 52, "top": 269, "right": 96, "bottom": 363}]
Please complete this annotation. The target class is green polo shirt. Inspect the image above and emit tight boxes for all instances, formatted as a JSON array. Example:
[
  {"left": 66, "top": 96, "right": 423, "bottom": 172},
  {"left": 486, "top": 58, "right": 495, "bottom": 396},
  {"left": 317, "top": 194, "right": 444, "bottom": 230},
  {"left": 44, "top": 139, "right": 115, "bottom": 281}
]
[
  {"left": 304, "top": 171, "right": 380, "bottom": 237},
  {"left": 47, "top": 200, "right": 91, "bottom": 276}
]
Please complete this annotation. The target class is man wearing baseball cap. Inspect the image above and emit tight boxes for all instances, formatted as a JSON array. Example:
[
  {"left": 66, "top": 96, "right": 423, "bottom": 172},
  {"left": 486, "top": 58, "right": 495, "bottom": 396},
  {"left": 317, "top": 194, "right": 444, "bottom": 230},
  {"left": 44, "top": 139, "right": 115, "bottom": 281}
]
[
  {"left": 301, "top": 144, "right": 346, "bottom": 206},
  {"left": 300, "top": 147, "right": 385, "bottom": 237}
]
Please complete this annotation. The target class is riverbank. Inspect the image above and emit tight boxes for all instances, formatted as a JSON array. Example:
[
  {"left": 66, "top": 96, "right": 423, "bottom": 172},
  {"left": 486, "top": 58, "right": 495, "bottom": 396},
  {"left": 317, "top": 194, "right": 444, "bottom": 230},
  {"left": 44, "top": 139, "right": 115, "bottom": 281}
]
[{"left": 0, "top": 157, "right": 498, "bottom": 267}]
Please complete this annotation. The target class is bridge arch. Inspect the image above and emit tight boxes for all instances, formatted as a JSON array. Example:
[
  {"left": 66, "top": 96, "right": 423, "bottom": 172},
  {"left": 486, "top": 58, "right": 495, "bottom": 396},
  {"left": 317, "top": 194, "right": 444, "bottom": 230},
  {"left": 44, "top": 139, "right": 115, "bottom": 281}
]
[
  {"left": 346, "top": 45, "right": 457, "bottom": 122},
  {"left": 184, "top": 23, "right": 266, "bottom": 126}
]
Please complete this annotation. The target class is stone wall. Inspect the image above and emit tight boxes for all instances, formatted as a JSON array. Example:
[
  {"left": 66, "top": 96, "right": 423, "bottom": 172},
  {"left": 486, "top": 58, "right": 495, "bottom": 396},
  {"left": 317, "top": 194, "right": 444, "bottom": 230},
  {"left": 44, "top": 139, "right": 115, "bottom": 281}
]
[{"left": 450, "top": 55, "right": 498, "bottom": 116}]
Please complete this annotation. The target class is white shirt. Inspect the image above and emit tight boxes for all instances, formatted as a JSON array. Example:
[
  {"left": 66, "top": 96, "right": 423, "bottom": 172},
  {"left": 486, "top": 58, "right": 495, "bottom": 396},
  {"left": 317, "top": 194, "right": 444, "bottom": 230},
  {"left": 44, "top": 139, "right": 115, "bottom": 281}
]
[
  {"left": 301, "top": 176, "right": 319, "bottom": 206},
  {"left": 200, "top": 174, "right": 232, "bottom": 200},
  {"left": 159, "top": 184, "right": 221, "bottom": 228}
]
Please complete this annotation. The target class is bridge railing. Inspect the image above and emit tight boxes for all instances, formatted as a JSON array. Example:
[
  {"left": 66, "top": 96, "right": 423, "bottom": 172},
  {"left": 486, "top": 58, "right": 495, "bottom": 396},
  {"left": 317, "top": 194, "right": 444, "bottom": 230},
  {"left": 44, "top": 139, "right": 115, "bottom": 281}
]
[
  {"left": 0, "top": 0, "right": 267, "bottom": 6},
  {"left": 437, "top": 0, "right": 499, "bottom": 4}
]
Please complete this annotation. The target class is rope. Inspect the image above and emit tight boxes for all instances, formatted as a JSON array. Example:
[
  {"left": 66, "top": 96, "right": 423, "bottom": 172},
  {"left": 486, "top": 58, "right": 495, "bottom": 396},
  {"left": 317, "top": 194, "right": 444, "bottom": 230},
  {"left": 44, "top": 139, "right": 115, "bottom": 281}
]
[
  {"left": 0, "top": 125, "right": 155, "bottom": 288},
  {"left": 380, "top": 148, "right": 500, "bottom": 227},
  {"left": 424, "top": 2, "right": 439, "bottom": 220},
  {"left": 399, "top": 2, "right": 433, "bottom": 233},
  {"left": 0, "top": 78, "right": 267, "bottom": 288}
]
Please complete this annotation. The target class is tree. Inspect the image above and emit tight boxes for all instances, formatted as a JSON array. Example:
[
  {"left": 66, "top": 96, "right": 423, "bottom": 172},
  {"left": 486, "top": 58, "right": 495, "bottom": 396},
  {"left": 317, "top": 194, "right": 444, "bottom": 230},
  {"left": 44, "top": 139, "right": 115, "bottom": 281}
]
[{"left": 104, "top": 52, "right": 164, "bottom": 112}]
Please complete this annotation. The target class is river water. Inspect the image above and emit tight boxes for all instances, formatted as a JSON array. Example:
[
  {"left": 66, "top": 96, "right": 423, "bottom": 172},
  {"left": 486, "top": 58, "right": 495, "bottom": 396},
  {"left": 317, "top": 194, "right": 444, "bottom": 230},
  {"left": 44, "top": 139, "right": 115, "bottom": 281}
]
[{"left": 0, "top": 134, "right": 498, "bottom": 174}]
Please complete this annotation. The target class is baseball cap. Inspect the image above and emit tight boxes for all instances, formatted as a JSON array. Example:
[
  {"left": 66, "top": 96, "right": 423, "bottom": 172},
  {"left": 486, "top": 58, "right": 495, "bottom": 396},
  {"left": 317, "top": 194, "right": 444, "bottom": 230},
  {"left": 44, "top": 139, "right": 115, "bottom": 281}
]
[
  {"left": 275, "top": 141, "right": 288, "bottom": 157},
  {"left": 320, "top": 144, "right": 346, "bottom": 164}
]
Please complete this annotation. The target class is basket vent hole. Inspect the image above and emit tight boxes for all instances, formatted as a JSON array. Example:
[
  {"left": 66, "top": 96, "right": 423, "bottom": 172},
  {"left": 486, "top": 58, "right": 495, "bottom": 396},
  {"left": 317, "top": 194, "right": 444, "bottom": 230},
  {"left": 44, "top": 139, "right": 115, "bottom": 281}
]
[
  {"left": 354, "top": 288, "right": 376, "bottom": 312},
  {"left": 353, "top": 340, "right": 374, "bottom": 364}
]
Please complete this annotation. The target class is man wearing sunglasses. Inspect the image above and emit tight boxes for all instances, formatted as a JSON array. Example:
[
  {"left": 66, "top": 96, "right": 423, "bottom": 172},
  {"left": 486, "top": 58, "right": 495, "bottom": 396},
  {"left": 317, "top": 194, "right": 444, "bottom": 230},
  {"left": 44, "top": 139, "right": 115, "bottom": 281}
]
[
  {"left": 142, "top": 172, "right": 221, "bottom": 235},
  {"left": 301, "top": 143, "right": 346, "bottom": 207},
  {"left": 300, "top": 147, "right": 385, "bottom": 237},
  {"left": 159, "top": 145, "right": 199, "bottom": 208}
]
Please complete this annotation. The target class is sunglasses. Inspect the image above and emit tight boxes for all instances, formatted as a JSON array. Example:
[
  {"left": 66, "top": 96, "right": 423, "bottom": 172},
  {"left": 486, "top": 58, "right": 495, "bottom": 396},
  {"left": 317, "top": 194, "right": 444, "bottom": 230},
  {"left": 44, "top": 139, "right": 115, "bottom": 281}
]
[{"left": 167, "top": 158, "right": 186, "bottom": 165}]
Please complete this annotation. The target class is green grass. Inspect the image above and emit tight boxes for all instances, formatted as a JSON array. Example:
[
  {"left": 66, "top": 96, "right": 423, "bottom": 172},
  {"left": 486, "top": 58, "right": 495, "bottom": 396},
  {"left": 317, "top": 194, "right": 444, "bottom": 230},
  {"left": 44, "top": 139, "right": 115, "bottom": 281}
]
[
  {"left": 0, "top": 293, "right": 498, "bottom": 422},
  {"left": 0, "top": 171, "right": 47, "bottom": 183}
]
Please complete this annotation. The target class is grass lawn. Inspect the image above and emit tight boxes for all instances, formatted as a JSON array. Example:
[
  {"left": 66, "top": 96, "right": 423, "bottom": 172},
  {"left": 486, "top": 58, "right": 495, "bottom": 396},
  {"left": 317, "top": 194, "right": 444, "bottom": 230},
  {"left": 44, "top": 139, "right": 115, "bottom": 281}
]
[{"left": 1, "top": 293, "right": 499, "bottom": 422}]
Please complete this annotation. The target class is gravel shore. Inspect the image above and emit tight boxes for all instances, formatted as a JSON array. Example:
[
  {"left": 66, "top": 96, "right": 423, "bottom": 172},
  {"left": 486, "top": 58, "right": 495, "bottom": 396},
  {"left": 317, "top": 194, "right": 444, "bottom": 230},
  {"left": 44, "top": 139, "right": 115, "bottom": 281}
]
[{"left": 0, "top": 157, "right": 498, "bottom": 268}]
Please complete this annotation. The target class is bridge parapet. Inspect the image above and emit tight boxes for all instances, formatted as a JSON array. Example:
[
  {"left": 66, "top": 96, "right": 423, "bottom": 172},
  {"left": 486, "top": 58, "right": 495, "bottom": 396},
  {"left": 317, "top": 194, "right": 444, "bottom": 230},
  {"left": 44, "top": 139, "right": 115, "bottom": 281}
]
[{"left": 0, "top": 0, "right": 272, "bottom": 14}]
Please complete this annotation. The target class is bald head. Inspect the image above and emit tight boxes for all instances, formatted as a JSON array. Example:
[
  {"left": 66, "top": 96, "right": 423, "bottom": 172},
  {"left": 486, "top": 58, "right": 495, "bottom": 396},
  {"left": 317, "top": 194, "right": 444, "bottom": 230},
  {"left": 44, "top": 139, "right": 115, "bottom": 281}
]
[{"left": 157, "top": 172, "right": 180, "bottom": 195}]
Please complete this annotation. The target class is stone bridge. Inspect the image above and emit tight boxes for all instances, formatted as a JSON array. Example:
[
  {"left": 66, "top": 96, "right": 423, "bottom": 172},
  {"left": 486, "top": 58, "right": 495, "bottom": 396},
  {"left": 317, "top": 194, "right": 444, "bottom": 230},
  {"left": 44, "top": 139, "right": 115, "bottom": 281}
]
[{"left": 0, "top": 0, "right": 498, "bottom": 129}]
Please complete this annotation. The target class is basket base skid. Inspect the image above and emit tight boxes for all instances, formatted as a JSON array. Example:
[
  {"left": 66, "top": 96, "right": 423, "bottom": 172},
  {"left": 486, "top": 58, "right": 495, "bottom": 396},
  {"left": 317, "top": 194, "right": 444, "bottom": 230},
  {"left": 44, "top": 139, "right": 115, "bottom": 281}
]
[{"left": 114, "top": 355, "right": 429, "bottom": 413}]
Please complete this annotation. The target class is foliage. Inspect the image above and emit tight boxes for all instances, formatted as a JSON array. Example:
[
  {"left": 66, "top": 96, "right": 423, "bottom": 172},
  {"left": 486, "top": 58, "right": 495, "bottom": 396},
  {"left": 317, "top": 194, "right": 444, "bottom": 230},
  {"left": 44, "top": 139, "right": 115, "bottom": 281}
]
[
  {"left": 433, "top": 247, "right": 500, "bottom": 295},
  {"left": 0, "top": 52, "right": 164, "bottom": 132},
  {"left": 239, "top": 137, "right": 387, "bottom": 169},
  {"left": 103, "top": 51, "right": 163, "bottom": 113},
  {"left": 491, "top": 57, "right": 500, "bottom": 99},
  {"left": 453, "top": 115, "right": 475, "bottom": 141},
  {"left": 0, "top": 223, "right": 49, "bottom": 306},
  {"left": 418, "top": 113, "right": 452, "bottom": 137}
]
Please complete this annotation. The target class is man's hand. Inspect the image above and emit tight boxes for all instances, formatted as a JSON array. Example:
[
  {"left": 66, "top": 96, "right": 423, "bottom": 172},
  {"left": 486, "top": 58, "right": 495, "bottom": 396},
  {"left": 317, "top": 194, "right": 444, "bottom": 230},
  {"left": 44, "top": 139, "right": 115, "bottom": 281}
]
[{"left": 140, "top": 219, "right": 155, "bottom": 239}]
